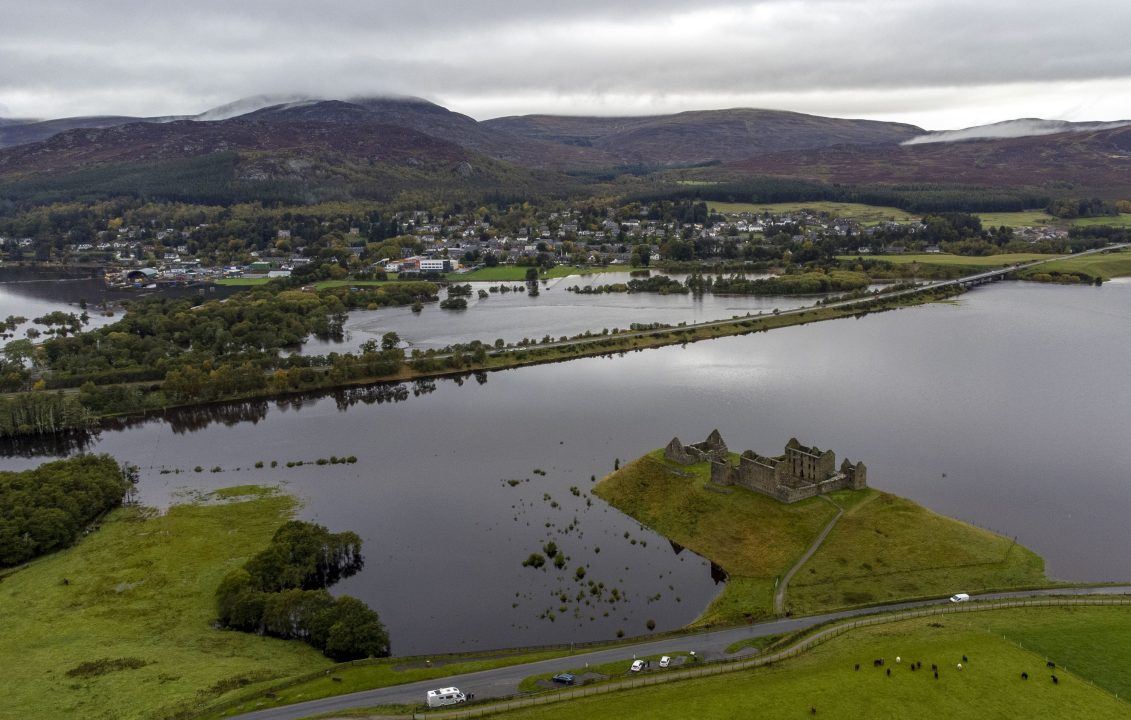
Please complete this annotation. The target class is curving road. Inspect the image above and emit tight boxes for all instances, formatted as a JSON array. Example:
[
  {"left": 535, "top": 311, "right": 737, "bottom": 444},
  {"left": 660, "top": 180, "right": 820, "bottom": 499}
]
[{"left": 232, "top": 585, "right": 1131, "bottom": 720}]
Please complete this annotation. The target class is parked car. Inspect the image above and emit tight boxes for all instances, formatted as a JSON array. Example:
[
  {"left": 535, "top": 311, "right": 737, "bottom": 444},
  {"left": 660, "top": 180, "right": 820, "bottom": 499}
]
[
  {"left": 551, "top": 673, "right": 576, "bottom": 685},
  {"left": 630, "top": 659, "right": 644, "bottom": 673},
  {"left": 659, "top": 656, "right": 671, "bottom": 668},
  {"left": 950, "top": 592, "right": 971, "bottom": 603}
]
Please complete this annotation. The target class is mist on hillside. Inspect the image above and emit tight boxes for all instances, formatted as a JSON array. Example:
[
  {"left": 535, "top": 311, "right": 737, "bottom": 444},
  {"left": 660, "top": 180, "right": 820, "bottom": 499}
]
[{"left": 903, "top": 118, "right": 1131, "bottom": 145}]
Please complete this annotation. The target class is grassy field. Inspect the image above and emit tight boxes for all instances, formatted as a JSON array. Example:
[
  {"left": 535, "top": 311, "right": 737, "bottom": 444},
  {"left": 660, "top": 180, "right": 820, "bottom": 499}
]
[
  {"left": 0, "top": 486, "right": 332, "bottom": 720},
  {"left": 709, "top": 201, "right": 916, "bottom": 225},
  {"left": 476, "top": 608, "right": 1131, "bottom": 720},
  {"left": 709, "top": 202, "right": 1130, "bottom": 230},
  {"left": 976, "top": 211, "right": 1061, "bottom": 227},
  {"left": 595, "top": 454, "right": 1048, "bottom": 622},
  {"left": 215, "top": 277, "right": 271, "bottom": 286},
  {"left": 840, "top": 252, "right": 1057, "bottom": 267},
  {"left": 788, "top": 490, "right": 1049, "bottom": 613},
  {"left": 978, "top": 605, "right": 1131, "bottom": 698},
  {"left": 595, "top": 452, "right": 838, "bottom": 622},
  {"left": 978, "top": 211, "right": 1131, "bottom": 228},
  {"left": 1020, "top": 248, "right": 1131, "bottom": 280},
  {"left": 978, "top": 212, "right": 1130, "bottom": 228},
  {"left": 211, "top": 648, "right": 579, "bottom": 719},
  {"left": 1071, "top": 214, "right": 1131, "bottom": 228},
  {"left": 0, "top": 481, "right": 600, "bottom": 720}
]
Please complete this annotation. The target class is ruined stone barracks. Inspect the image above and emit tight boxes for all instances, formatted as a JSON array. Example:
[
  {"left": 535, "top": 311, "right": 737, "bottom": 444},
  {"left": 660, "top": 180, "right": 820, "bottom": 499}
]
[{"left": 664, "top": 430, "right": 867, "bottom": 504}]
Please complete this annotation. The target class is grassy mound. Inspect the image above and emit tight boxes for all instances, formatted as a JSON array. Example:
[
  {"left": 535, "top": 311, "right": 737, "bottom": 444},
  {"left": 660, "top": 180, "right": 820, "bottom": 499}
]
[
  {"left": 596, "top": 451, "right": 1048, "bottom": 622},
  {"left": 595, "top": 451, "right": 837, "bottom": 622},
  {"left": 476, "top": 606, "right": 1131, "bottom": 720},
  {"left": 0, "top": 487, "right": 330, "bottom": 720},
  {"left": 789, "top": 490, "right": 1048, "bottom": 612}
]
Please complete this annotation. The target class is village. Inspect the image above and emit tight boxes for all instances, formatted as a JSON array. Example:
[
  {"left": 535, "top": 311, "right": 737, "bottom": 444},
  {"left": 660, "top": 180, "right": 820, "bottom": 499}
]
[{"left": 0, "top": 203, "right": 1072, "bottom": 288}]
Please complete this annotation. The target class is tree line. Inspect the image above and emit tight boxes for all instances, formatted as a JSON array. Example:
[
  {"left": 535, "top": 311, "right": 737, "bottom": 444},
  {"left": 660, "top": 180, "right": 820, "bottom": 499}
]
[
  {"left": 0, "top": 454, "right": 135, "bottom": 567},
  {"left": 215, "top": 520, "right": 390, "bottom": 661}
]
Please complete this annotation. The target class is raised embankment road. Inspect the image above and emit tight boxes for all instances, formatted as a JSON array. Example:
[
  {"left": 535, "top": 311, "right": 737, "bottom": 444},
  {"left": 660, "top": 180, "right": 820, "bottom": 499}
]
[
  {"left": 473, "top": 243, "right": 1131, "bottom": 360},
  {"left": 231, "top": 585, "right": 1131, "bottom": 720}
]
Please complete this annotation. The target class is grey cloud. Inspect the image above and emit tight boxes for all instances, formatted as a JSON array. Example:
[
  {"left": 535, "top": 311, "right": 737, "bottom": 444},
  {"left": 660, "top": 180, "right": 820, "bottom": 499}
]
[{"left": 1, "top": 0, "right": 1129, "bottom": 125}]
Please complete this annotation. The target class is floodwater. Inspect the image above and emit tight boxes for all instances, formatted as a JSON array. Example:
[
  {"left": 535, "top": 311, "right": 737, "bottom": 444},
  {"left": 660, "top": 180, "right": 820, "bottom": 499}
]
[
  {"left": 0, "top": 277, "right": 237, "bottom": 340},
  {"left": 299, "top": 272, "right": 852, "bottom": 353},
  {"left": 2, "top": 279, "right": 1130, "bottom": 654},
  {"left": 0, "top": 278, "right": 124, "bottom": 338}
]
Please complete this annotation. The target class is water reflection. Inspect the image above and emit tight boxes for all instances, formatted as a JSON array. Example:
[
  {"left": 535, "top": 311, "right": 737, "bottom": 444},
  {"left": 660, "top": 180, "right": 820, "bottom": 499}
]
[
  {"left": 0, "top": 430, "right": 99, "bottom": 458},
  {"left": 2, "top": 281, "right": 1130, "bottom": 653},
  {"left": 297, "top": 272, "right": 846, "bottom": 354},
  {"left": 710, "top": 562, "right": 729, "bottom": 585}
]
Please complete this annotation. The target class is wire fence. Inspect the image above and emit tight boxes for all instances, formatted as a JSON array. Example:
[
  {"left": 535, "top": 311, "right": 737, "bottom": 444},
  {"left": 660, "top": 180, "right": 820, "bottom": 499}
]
[
  {"left": 184, "top": 619, "right": 738, "bottom": 720},
  {"left": 418, "top": 596, "right": 1131, "bottom": 720}
]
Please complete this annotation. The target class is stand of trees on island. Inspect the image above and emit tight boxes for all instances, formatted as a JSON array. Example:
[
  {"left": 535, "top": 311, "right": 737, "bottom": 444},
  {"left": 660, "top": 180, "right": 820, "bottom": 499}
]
[
  {"left": 216, "top": 520, "right": 389, "bottom": 661},
  {"left": 0, "top": 271, "right": 439, "bottom": 436},
  {"left": 0, "top": 454, "right": 135, "bottom": 567}
]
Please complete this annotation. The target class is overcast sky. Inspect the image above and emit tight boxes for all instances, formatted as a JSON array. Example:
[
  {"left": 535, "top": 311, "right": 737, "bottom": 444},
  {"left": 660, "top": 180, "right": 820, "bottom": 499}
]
[{"left": 1, "top": 0, "right": 1129, "bottom": 129}]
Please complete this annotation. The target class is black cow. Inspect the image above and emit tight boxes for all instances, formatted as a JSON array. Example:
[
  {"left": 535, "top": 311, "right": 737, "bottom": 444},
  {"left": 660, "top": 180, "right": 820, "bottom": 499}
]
[{"left": 1021, "top": 672, "right": 1028, "bottom": 680}]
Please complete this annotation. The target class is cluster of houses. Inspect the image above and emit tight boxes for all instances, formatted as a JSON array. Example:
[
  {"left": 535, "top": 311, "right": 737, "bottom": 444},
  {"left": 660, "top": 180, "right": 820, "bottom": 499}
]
[{"left": 2, "top": 203, "right": 1077, "bottom": 287}]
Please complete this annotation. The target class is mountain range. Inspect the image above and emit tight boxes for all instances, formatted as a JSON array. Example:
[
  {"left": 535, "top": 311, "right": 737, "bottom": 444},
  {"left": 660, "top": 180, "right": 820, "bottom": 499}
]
[{"left": 1, "top": 95, "right": 1128, "bottom": 202}]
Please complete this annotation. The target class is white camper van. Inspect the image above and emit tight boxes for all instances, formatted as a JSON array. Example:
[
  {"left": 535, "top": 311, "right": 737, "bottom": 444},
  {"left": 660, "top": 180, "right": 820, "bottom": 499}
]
[
  {"left": 949, "top": 593, "right": 971, "bottom": 603},
  {"left": 426, "top": 687, "right": 467, "bottom": 708}
]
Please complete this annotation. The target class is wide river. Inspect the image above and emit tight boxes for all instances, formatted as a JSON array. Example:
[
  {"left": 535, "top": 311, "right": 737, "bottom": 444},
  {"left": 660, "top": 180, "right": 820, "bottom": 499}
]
[{"left": 2, "top": 279, "right": 1129, "bottom": 655}]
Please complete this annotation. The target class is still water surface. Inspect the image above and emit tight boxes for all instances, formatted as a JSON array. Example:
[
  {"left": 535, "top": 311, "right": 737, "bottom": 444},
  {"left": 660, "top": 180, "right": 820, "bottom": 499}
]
[
  {"left": 2, "top": 280, "right": 1129, "bottom": 654},
  {"left": 300, "top": 272, "right": 842, "bottom": 353}
]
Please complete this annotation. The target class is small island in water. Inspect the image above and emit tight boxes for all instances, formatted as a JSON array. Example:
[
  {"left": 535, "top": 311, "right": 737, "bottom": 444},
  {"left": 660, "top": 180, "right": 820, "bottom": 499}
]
[{"left": 595, "top": 432, "right": 1050, "bottom": 624}]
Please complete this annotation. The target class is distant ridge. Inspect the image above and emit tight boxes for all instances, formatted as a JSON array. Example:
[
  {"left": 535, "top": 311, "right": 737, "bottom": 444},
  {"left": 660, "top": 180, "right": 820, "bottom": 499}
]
[
  {"left": 722, "top": 124, "right": 1131, "bottom": 196},
  {"left": 484, "top": 108, "right": 924, "bottom": 165},
  {"left": 2, "top": 95, "right": 1130, "bottom": 200}
]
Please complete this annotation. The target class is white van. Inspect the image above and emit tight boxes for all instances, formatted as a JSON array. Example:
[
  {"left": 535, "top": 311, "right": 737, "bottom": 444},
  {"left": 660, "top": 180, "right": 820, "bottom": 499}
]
[
  {"left": 950, "top": 593, "right": 971, "bottom": 603},
  {"left": 426, "top": 687, "right": 467, "bottom": 708}
]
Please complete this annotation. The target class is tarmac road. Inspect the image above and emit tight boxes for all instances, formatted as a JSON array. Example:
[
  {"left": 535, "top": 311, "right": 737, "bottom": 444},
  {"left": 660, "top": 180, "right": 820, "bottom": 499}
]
[{"left": 231, "top": 585, "right": 1131, "bottom": 720}]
